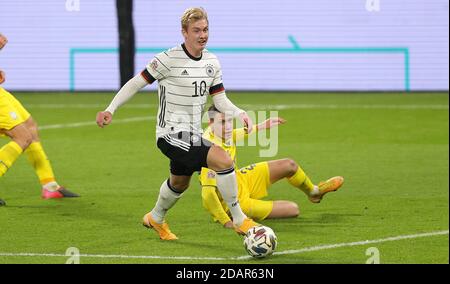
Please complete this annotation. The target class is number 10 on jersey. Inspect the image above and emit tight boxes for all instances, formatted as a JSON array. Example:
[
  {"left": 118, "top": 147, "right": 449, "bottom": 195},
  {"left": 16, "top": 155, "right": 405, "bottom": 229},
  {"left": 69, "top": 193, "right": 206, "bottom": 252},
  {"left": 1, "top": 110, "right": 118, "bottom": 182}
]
[{"left": 192, "top": 80, "right": 207, "bottom": 97}]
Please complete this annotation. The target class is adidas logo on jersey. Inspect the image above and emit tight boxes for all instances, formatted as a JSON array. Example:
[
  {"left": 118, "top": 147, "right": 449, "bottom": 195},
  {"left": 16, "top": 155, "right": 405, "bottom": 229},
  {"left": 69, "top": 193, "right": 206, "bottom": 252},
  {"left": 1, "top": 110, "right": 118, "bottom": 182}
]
[{"left": 181, "top": 69, "right": 189, "bottom": 75}]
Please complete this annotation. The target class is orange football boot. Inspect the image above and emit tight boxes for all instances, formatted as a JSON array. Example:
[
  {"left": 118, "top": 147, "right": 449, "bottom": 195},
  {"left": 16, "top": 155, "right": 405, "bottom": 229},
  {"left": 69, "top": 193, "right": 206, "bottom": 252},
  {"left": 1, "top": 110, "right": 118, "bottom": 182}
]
[
  {"left": 234, "top": 218, "right": 259, "bottom": 235},
  {"left": 309, "top": 176, "right": 344, "bottom": 203},
  {"left": 142, "top": 212, "right": 178, "bottom": 240}
]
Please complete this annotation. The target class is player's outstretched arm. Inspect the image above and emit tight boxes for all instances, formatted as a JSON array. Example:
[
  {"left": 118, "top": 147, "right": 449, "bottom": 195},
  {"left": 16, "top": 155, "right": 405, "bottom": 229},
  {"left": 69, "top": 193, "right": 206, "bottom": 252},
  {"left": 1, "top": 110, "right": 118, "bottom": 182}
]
[
  {"left": 96, "top": 72, "right": 149, "bottom": 128},
  {"left": 256, "top": 117, "right": 287, "bottom": 131},
  {"left": 233, "top": 117, "right": 286, "bottom": 141}
]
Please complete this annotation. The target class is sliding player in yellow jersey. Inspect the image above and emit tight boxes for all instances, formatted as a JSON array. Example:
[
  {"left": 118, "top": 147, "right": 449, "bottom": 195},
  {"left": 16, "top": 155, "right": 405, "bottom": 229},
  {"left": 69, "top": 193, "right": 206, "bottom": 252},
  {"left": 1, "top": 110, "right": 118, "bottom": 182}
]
[
  {"left": 200, "top": 105, "right": 344, "bottom": 228},
  {"left": 0, "top": 33, "right": 78, "bottom": 206}
]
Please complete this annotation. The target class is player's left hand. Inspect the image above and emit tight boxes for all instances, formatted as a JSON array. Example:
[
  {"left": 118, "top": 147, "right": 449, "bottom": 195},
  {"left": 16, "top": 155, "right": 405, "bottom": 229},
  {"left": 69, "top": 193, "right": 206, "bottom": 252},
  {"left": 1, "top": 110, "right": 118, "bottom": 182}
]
[
  {"left": 239, "top": 112, "right": 253, "bottom": 134},
  {"left": 223, "top": 221, "right": 234, "bottom": 229},
  {"left": 259, "top": 117, "right": 287, "bottom": 130},
  {"left": 0, "top": 34, "right": 7, "bottom": 50}
]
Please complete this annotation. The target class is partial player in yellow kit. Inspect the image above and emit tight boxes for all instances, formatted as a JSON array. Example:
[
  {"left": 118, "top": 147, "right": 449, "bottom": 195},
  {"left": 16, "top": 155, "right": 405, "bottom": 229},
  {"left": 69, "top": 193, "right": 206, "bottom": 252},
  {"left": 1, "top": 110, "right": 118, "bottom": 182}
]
[
  {"left": 200, "top": 105, "right": 344, "bottom": 229},
  {"left": 0, "top": 33, "right": 78, "bottom": 206}
]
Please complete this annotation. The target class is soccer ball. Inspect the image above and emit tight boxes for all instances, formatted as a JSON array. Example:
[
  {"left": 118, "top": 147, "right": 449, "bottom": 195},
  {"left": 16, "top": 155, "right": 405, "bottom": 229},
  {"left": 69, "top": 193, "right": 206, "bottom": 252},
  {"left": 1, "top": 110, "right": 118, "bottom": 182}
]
[{"left": 243, "top": 225, "right": 277, "bottom": 258}]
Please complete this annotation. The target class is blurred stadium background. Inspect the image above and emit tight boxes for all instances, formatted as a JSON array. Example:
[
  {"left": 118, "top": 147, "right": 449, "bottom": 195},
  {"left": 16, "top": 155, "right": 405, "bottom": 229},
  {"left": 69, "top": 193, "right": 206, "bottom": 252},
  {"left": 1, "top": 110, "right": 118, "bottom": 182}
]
[{"left": 1, "top": 0, "right": 448, "bottom": 92}]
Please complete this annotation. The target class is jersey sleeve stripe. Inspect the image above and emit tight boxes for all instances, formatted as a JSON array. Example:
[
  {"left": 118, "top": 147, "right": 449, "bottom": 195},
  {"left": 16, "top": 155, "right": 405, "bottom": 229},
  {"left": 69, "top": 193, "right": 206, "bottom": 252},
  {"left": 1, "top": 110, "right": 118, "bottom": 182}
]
[
  {"left": 141, "top": 69, "right": 156, "bottom": 84},
  {"left": 209, "top": 83, "right": 225, "bottom": 95}
]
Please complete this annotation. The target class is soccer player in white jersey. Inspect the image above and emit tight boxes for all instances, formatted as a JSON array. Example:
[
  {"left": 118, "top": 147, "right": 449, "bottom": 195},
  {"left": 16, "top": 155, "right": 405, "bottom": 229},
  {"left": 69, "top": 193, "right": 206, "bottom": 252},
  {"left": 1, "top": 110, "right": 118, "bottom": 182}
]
[{"left": 96, "top": 7, "right": 258, "bottom": 240}]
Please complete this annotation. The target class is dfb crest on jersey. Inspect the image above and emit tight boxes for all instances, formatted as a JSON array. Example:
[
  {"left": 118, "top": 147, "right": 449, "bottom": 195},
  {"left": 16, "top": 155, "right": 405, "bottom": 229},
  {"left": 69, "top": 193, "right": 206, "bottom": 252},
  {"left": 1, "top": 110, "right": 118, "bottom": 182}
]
[{"left": 205, "top": 64, "right": 215, "bottom": 77}]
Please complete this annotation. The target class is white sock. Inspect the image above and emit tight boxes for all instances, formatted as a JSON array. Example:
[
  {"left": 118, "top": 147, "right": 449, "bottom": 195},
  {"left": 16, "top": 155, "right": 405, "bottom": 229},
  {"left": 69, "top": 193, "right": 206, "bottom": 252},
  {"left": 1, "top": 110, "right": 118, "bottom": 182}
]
[
  {"left": 310, "top": 185, "right": 320, "bottom": 196},
  {"left": 43, "top": 181, "right": 60, "bottom": 191},
  {"left": 215, "top": 167, "right": 247, "bottom": 226},
  {"left": 150, "top": 179, "right": 183, "bottom": 223}
]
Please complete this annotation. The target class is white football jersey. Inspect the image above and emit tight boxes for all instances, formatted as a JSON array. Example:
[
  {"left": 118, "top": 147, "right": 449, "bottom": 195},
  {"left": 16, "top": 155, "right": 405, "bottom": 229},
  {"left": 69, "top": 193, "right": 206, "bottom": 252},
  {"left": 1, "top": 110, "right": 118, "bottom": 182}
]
[{"left": 144, "top": 44, "right": 224, "bottom": 138}]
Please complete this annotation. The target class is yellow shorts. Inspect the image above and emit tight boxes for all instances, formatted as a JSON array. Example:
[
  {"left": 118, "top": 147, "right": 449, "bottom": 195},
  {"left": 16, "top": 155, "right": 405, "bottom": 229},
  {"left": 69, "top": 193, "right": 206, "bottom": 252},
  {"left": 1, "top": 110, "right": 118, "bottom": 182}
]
[
  {"left": 238, "top": 162, "right": 273, "bottom": 221},
  {"left": 0, "top": 87, "right": 30, "bottom": 135}
]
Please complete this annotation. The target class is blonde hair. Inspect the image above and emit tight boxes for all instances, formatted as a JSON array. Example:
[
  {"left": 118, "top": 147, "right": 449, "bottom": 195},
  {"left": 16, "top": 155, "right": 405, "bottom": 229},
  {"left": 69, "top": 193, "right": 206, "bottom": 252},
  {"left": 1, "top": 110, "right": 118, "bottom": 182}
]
[{"left": 181, "top": 7, "right": 208, "bottom": 31}]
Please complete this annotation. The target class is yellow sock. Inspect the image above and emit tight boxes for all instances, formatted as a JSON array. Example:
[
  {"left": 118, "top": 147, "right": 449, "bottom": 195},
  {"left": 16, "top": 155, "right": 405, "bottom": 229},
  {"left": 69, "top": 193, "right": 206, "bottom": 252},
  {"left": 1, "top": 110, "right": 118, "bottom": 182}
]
[
  {"left": 0, "top": 141, "right": 23, "bottom": 177},
  {"left": 287, "top": 165, "right": 315, "bottom": 196},
  {"left": 24, "top": 142, "right": 56, "bottom": 185}
]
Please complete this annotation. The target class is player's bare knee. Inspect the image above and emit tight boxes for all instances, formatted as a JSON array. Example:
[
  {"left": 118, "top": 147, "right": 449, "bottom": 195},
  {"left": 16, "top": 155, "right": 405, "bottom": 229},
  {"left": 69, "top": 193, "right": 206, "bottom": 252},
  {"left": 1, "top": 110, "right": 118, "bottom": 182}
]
[
  {"left": 6, "top": 123, "right": 33, "bottom": 150},
  {"left": 23, "top": 121, "right": 39, "bottom": 142},
  {"left": 22, "top": 135, "right": 32, "bottom": 149},
  {"left": 25, "top": 118, "right": 39, "bottom": 137},
  {"left": 25, "top": 117, "right": 38, "bottom": 129},
  {"left": 14, "top": 134, "right": 32, "bottom": 150},
  {"left": 284, "top": 158, "right": 298, "bottom": 176},
  {"left": 208, "top": 148, "right": 234, "bottom": 171},
  {"left": 289, "top": 202, "right": 300, "bottom": 217},
  {"left": 219, "top": 156, "right": 234, "bottom": 170}
]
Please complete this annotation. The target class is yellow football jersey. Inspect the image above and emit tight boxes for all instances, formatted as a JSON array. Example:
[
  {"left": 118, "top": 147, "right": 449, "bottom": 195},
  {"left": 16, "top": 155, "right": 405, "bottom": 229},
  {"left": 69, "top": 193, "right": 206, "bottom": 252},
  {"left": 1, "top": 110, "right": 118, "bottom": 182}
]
[
  {"left": 202, "top": 126, "right": 247, "bottom": 166},
  {"left": 0, "top": 87, "right": 31, "bottom": 134},
  {"left": 199, "top": 126, "right": 274, "bottom": 224}
]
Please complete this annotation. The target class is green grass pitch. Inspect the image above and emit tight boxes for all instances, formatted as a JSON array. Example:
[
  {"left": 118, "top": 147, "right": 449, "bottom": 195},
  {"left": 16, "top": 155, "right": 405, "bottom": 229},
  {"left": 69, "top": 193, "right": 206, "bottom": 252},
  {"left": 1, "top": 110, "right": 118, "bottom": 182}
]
[{"left": 0, "top": 92, "right": 448, "bottom": 264}]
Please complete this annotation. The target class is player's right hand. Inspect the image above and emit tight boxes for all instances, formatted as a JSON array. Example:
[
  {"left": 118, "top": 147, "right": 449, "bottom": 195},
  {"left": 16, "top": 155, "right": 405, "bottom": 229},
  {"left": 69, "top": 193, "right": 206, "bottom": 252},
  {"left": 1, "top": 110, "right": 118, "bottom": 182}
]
[
  {"left": 239, "top": 112, "right": 253, "bottom": 134},
  {"left": 0, "top": 34, "right": 7, "bottom": 49},
  {"left": 96, "top": 111, "right": 113, "bottom": 128},
  {"left": 0, "top": 70, "right": 5, "bottom": 84}
]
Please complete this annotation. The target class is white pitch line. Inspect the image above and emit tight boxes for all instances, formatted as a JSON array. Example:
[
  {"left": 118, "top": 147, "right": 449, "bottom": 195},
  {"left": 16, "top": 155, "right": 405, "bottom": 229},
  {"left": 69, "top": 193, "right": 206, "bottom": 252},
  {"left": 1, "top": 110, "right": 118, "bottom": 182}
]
[
  {"left": 0, "top": 252, "right": 227, "bottom": 261},
  {"left": 243, "top": 104, "right": 449, "bottom": 110},
  {"left": 0, "top": 230, "right": 447, "bottom": 261},
  {"left": 35, "top": 103, "right": 447, "bottom": 131},
  {"left": 273, "top": 229, "right": 449, "bottom": 258},
  {"left": 25, "top": 104, "right": 449, "bottom": 110},
  {"left": 39, "top": 116, "right": 155, "bottom": 130},
  {"left": 26, "top": 104, "right": 154, "bottom": 109}
]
